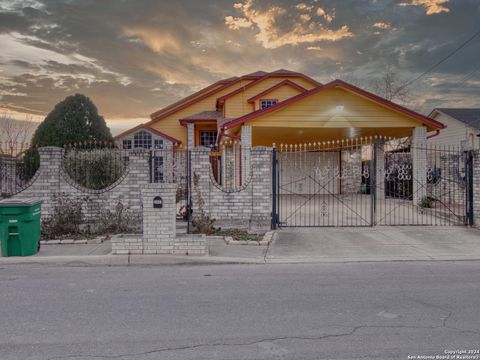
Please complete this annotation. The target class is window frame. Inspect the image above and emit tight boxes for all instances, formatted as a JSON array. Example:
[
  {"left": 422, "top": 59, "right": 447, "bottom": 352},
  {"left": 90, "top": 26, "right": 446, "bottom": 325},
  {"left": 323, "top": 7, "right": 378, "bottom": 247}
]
[
  {"left": 199, "top": 130, "right": 218, "bottom": 148},
  {"left": 259, "top": 99, "right": 278, "bottom": 110},
  {"left": 133, "top": 130, "right": 152, "bottom": 149}
]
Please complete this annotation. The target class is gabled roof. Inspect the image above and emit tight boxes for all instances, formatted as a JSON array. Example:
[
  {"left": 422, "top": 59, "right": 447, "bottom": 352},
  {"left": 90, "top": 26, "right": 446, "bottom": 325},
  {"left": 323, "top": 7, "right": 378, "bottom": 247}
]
[
  {"left": 247, "top": 79, "right": 307, "bottom": 103},
  {"left": 222, "top": 79, "right": 446, "bottom": 131},
  {"left": 431, "top": 108, "right": 480, "bottom": 130},
  {"left": 149, "top": 78, "right": 230, "bottom": 119},
  {"left": 216, "top": 70, "right": 321, "bottom": 105},
  {"left": 179, "top": 111, "right": 224, "bottom": 125},
  {"left": 148, "top": 73, "right": 263, "bottom": 123},
  {"left": 113, "top": 124, "right": 182, "bottom": 145}
]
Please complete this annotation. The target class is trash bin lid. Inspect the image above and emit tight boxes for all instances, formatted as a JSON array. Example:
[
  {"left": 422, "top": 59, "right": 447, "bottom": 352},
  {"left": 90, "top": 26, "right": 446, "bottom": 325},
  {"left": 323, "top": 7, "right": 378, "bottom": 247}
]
[{"left": 0, "top": 198, "right": 41, "bottom": 207}]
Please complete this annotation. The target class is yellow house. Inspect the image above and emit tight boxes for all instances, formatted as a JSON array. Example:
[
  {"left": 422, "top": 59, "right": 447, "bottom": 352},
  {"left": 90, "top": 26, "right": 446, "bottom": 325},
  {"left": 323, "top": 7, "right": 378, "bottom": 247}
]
[{"left": 114, "top": 69, "right": 444, "bottom": 150}]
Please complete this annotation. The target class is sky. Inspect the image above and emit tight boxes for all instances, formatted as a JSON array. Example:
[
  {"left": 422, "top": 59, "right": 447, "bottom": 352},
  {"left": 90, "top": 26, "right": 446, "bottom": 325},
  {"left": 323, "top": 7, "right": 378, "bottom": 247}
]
[{"left": 0, "top": 0, "right": 479, "bottom": 134}]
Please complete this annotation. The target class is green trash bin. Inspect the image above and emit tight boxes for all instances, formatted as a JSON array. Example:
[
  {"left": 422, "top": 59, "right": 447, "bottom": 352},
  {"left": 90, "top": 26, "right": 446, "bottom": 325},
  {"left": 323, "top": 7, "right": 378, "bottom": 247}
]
[{"left": 0, "top": 199, "right": 41, "bottom": 257}]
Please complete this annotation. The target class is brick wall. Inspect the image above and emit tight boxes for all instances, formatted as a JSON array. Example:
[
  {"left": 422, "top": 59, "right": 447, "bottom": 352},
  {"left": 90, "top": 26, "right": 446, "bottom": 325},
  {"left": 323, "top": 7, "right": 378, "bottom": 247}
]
[
  {"left": 112, "top": 183, "right": 206, "bottom": 255},
  {"left": 191, "top": 146, "right": 272, "bottom": 231},
  {"left": 12, "top": 146, "right": 150, "bottom": 222}
]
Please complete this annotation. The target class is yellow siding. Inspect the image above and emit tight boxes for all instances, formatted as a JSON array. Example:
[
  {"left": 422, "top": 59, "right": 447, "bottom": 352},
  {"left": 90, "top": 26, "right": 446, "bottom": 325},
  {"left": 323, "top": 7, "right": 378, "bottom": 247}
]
[
  {"left": 249, "top": 87, "right": 421, "bottom": 129},
  {"left": 224, "top": 76, "right": 317, "bottom": 119},
  {"left": 149, "top": 79, "right": 253, "bottom": 145},
  {"left": 253, "top": 85, "right": 304, "bottom": 111}
]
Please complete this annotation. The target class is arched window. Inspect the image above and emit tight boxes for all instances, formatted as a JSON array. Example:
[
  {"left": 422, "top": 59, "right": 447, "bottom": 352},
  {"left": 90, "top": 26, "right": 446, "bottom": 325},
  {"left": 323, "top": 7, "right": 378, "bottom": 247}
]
[{"left": 134, "top": 131, "right": 152, "bottom": 149}]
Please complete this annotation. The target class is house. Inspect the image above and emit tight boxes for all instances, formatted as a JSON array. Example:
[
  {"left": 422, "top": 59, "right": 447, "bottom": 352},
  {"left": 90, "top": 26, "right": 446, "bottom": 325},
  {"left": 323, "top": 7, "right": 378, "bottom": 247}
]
[
  {"left": 114, "top": 69, "right": 445, "bottom": 186},
  {"left": 428, "top": 108, "right": 480, "bottom": 149}
]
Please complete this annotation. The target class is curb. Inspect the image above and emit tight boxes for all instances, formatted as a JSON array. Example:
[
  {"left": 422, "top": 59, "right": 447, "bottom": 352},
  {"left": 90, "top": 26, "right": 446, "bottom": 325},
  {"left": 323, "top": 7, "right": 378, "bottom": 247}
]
[
  {"left": 2, "top": 254, "right": 480, "bottom": 266},
  {"left": 0, "top": 254, "right": 265, "bottom": 266}
]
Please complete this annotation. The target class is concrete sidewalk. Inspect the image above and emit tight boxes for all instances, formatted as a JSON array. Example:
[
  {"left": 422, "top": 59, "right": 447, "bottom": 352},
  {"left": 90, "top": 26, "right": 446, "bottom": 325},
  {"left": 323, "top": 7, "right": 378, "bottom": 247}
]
[
  {"left": 1, "top": 226, "right": 479, "bottom": 266},
  {"left": 267, "top": 226, "right": 480, "bottom": 263}
]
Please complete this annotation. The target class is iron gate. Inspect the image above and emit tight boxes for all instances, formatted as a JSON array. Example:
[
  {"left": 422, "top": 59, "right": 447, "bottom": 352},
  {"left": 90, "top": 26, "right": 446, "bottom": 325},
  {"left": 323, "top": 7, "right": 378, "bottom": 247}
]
[{"left": 272, "top": 137, "right": 474, "bottom": 228}]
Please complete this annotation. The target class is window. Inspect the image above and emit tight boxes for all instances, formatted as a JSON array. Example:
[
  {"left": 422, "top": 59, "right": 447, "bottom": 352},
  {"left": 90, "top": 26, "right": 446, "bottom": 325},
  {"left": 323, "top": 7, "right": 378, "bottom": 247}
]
[
  {"left": 260, "top": 99, "right": 277, "bottom": 109},
  {"left": 152, "top": 156, "right": 164, "bottom": 182},
  {"left": 154, "top": 139, "right": 164, "bottom": 149},
  {"left": 199, "top": 130, "right": 217, "bottom": 147},
  {"left": 122, "top": 139, "right": 132, "bottom": 149},
  {"left": 134, "top": 131, "right": 152, "bottom": 149}
]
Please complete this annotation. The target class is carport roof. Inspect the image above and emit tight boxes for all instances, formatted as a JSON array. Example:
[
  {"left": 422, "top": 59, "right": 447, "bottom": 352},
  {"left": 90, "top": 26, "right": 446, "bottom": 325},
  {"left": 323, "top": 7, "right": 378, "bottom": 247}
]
[{"left": 221, "top": 79, "right": 446, "bottom": 131}]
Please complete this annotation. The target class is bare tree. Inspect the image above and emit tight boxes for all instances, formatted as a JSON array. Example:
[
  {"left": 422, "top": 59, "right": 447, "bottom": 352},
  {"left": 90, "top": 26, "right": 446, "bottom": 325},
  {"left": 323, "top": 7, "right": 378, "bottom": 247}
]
[
  {"left": 0, "top": 112, "right": 37, "bottom": 156},
  {"left": 371, "top": 69, "right": 410, "bottom": 103}
]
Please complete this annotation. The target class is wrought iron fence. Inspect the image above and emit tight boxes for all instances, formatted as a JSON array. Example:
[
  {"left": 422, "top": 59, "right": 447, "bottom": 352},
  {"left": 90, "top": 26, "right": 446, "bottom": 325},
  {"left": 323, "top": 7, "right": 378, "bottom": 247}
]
[
  {"left": 0, "top": 141, "right": 39, "bottom": 198},
  {"left": 63, "top": 141, "right": 129, "bottom": 190}
]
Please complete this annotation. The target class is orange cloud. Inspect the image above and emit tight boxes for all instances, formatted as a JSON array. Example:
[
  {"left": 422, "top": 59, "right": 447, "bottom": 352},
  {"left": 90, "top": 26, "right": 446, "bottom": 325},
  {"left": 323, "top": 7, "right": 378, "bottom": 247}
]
[
  {"left": 398, "top": 0, "right": 450, "bottom": 15},
  {"left": 225, "top": 0, "right": 352, "bottom": 49}
]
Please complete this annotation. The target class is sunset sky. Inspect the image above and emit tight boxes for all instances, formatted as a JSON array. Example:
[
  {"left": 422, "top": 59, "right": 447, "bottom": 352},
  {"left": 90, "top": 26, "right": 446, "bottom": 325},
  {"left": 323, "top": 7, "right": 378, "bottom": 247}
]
[{"left": 0, "top": 0, "right": 479, "bottom": 134}]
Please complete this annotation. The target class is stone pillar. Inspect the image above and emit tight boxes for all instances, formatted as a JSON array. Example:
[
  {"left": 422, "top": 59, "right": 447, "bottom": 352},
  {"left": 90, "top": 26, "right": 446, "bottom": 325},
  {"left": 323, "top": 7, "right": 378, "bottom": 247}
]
[
  {"left": 250, "top": 147, "right": 273, "bottom": 231},
  {"left": 14, "top": 147, "right": 64, "bottom": 217},
  {"left": 221, "top": 145, "right": 227, "bottom": 186},
  {"left": 187, "top": 123, "right": 195, "bottom": 150},
  {"left": 142, "top": 183, "right": 177, "bottom": 254},
  {"left": 241, "top": 125, "right": 252, "bottom": 185},
  {"left": 412, "top": 126, "right": 427, "bottom": 205}
]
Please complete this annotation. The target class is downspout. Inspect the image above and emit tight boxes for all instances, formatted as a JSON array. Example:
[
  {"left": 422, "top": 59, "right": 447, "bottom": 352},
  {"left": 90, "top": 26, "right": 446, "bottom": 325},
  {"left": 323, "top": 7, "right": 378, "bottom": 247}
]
[{"left": 427, "top": 130, "right": 440, "bottom": 139}]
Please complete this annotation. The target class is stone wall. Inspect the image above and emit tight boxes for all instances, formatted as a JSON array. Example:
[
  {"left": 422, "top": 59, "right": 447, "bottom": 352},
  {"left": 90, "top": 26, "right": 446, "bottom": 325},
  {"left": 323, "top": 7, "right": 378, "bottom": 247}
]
[
  {"left": 12, "top": 146, "right": 150, "bottom": 222},
  {"left": 191, "top": 146, "right": 272, "bottom": 231}
]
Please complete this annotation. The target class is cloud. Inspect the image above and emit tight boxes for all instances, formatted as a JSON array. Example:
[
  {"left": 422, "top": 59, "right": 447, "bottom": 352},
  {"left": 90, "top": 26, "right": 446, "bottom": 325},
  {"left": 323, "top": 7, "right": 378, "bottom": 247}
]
[
  {"left": 372, "top": 22, "right": 392, "bottom": 29},
  {"left": 398, "top": 0, "right": 450, "bottom": 15},
  {"left": 316, "top": 7, "right": 335, "bottom": 22},
  {"left": 225, "top": 16, "right": 252, "bottom": 30},
  {"left": 225, "top": 0, "right": 352, "bottom": 49}
]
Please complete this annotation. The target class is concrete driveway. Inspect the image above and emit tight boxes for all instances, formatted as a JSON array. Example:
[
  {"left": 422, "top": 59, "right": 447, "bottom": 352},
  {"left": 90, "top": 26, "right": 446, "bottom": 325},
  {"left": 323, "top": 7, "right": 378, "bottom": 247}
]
[{"left": 267, "top": 226, "right": 480, "bottom": 263}]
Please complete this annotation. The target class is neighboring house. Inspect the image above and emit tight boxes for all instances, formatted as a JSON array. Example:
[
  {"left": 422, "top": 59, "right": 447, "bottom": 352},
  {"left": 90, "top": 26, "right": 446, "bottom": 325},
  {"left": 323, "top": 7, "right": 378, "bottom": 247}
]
[
  {"left": 428, "top": 108, "right": 480, "bottom": 149},
  {"left": 114, "top": 69, "right": 445, "bottom": 186}
]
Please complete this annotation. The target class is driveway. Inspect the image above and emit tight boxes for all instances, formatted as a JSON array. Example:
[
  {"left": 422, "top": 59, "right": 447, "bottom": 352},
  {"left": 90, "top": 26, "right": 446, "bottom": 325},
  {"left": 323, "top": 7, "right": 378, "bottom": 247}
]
[{"left": 267, "top": 226, "right": 480, "bottom": 263}]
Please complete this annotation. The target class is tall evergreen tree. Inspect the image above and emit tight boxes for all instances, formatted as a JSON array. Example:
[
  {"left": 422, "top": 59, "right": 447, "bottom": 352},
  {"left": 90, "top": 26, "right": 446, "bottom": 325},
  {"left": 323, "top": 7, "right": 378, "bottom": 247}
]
[{"left": 32, "top": 94, "right": 112, "bottom": 146}]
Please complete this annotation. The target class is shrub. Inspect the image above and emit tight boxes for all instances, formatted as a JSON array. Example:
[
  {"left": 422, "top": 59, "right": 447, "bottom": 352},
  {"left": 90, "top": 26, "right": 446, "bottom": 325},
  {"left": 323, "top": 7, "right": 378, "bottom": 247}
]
[
  {"left": 41, "top": 194, "right": 86, "bottom": 239},
  {"left": 97, "top": 202, "right": 141, "bottom": 234},
  {"left": 419, "top": 196, "right": 433, "bottom": 209}
]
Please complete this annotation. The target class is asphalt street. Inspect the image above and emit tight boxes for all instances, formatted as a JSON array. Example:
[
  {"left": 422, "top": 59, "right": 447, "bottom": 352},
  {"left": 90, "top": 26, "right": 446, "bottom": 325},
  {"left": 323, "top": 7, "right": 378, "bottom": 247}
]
[{"left": 1, "top": 262, "right": 479, "bottom": 360}]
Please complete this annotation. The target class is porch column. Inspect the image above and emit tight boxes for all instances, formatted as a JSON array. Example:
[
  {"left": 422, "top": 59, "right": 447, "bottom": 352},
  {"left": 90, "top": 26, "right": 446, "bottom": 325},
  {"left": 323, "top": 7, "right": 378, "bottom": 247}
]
[
  {"left": 241, "top": 125, "right": 252, "bottom": 185},
  {"left": 412, "top": 126, "right": 427, "bottom": 206},
  {"left": 187, "top": 123, "right": 195, "bottom": 150},
  {"left": 221, "top": 145, "right": 227, "bottom": 186}
]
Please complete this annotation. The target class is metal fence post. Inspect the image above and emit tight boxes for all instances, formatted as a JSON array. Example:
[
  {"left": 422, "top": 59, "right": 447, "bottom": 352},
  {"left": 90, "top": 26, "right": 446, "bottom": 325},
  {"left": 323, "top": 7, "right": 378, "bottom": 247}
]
[
  {"left": 271, "top": 146, "right": 277, "bottom": 230},
  {"left": 466, "top": 150, "right": 474, "bottom": 226},
  {"left": 370, "top": 143, "right": 376, "bottom": 226}
]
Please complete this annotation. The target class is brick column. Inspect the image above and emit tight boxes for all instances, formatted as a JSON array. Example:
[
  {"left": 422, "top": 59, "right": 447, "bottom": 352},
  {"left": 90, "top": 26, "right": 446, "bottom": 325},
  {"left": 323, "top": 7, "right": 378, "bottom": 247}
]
[
  {"left": 221, "top": 145, "right": 227, "bottom": 186},
  {"left": 241, "top": 125, "right": 252, "bottom": 185},
  {"left": 142, "top": 183, "right": 177, "bottom": 254},
  {"left": 412, "top": 126, "right": 427, "bottom": 205},
  {"left": 15, "top": 147, "right": 64, "bottom": 217},
  {"left": 249, "top": 147, "right": 273, "bottom": 231},
  {"left": 187, "top": 123, "right": 195, "bottom": 150}
]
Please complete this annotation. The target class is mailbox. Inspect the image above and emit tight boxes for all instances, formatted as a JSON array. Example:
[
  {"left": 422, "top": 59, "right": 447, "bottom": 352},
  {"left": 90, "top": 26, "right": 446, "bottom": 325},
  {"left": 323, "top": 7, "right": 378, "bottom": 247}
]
[{"left": 153, "top": 196, "right": 163, "bottom": 209}]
